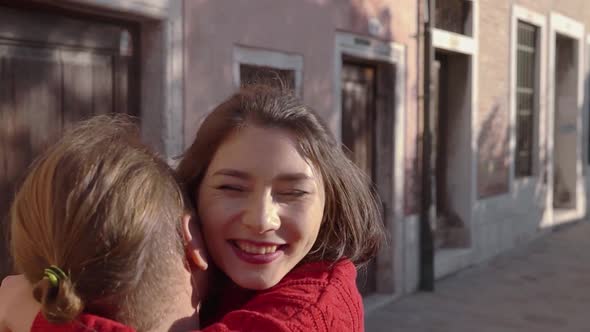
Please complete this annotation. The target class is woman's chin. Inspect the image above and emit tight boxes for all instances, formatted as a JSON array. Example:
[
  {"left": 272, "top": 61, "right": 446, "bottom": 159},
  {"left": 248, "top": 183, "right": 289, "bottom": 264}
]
[{"left": 229, "top": 270, "right": 284, "bottom": 290}]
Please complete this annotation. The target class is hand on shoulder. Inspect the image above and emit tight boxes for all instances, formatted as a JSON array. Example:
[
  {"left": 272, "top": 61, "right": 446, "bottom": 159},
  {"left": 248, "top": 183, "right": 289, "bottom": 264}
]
[{"left": 0, "top": 275, "right": 39, "bottom": 332}]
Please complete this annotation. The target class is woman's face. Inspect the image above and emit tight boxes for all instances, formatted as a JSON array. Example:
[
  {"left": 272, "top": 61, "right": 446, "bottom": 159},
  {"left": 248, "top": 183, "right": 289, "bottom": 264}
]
[{"left": 197, "top": 125, "right": 325, "bottom": 290}]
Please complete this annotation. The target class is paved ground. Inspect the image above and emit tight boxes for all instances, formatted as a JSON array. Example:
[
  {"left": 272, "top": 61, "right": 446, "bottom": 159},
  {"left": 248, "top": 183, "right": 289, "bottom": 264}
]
[{"left": 365, "top": 220, "right": 590, "bottom": 332}]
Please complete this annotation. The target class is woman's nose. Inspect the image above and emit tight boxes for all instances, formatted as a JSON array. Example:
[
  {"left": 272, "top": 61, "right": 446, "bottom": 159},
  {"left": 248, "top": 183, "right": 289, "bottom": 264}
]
[{"left": 242, "top": 190, "right": 281, "bottom": 233}]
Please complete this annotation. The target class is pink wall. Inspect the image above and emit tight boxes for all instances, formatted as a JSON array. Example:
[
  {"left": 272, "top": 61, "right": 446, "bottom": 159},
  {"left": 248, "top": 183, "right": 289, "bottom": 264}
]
[{"left": 183, "top": 0, "right": 420, "bottom": 214}]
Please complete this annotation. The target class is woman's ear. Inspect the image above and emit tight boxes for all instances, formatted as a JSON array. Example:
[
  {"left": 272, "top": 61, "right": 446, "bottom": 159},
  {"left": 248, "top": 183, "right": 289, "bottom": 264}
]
[{"left": 181, "top": 214, "right": 208, "bottom": 271}]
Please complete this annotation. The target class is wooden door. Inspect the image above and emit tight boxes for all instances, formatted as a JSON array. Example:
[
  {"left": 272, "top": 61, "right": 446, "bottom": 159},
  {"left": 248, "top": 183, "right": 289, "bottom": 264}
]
[
  {"left": 341, "top": 61, "right": 378, "bottom": 295},
  {"left": 0, "top": 4, "right": 138, "bottom": 278}
]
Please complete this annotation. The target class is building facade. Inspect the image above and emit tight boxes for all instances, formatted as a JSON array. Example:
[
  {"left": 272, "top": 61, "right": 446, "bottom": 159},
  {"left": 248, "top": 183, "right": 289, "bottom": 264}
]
[
  {"left": 1, "top": 0, "right": 589, "bottom": 312},
  {"left": 416, "top": 0, "right": 590, "bottom": 302}
]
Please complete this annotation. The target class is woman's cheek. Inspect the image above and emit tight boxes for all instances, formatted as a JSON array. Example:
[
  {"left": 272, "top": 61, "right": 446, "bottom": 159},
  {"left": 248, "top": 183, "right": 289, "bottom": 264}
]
[
  {"left": 201, "top": 196, "right": 244, "bottom": 227},
  {"left": 285, "top": 200, "right": 324, "bottom": 232},
  {"left": 281, "top": 200, "right": 318, "bottom": 221}
]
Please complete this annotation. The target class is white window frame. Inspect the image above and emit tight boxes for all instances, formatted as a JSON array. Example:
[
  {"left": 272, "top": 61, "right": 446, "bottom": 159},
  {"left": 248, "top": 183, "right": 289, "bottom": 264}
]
[
  {"left": 509, "top": 5, "right": 547, "bottom": 188},
  {"left": 433, "top": 29, "right": 475, "bottom": 55},
  {"left": 233, "top": 45, "right": 303, "bottom": 97}
]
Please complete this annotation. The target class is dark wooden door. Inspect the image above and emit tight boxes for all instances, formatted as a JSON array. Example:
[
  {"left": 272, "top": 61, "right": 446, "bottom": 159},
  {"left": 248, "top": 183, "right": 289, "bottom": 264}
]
[
  {"left": 341, "top": 61, "right": 378, "bottom": 295},
  {"left": 0, "top": 5, "right": 138, "bottom": 278}
]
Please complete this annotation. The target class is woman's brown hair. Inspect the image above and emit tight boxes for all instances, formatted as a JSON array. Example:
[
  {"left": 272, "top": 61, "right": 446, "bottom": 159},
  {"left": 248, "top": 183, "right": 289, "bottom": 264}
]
[
  {"left": 10, "top": 115, "right": 188, "bottom": 330},
  {"left": 177, "top": 85, "right": 386, "bottom": 267}
]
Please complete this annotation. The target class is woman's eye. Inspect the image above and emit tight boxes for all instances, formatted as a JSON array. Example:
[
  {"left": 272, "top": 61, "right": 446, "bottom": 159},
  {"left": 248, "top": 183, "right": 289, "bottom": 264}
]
[
  {"left": 216, "top": 185, "right": 244, "bottom": 192},
  {"left": 278, "top": 190, "right": 308, "bottom": 198}
]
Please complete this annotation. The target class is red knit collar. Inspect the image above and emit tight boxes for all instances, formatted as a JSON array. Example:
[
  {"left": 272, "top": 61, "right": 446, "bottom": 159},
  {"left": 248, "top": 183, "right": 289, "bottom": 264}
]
[{"left": 32, "top": 312, "right": 135, "bottom": 332}]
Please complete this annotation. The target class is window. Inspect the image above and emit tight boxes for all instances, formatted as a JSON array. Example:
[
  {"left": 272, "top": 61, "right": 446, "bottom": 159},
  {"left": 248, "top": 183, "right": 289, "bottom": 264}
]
[
  {"left": 233, "top": 46, "right": 303, "bottom": 96},
  {"left": 435, "top": 0, "right": 473, "bottom": 36},
  {"left": 239, "top": 64, "right": 295, "bottom": 91},
  {"left": 515, "top": 21, "right": 539, "bottom": 177}
]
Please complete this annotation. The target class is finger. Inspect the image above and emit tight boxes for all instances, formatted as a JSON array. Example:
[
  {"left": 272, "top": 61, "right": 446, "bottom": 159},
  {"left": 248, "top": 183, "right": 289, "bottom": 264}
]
[
  {"left": 190, "top": 248, "right": 208, "bottom": 271},
  {"left": 181, "top": 214, "right": 193, "bottom": 243},
  {"left": 0, "top": 275, "right": 14, "bottom": 288},
  {"left": 181, "top": 214, "right": 209, "bottom": 270}
]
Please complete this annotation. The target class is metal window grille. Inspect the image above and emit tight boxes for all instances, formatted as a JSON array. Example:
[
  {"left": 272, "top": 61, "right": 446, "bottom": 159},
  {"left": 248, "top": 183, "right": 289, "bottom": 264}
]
[
  {"left": 239, "top": 64, "right": 295, "bottom": 91},
  {"left": 435, "top": 0, "right": 471, "bottom": 35},
  {"left": 515, "top": 21, "right": 538, "bottom": 177}
]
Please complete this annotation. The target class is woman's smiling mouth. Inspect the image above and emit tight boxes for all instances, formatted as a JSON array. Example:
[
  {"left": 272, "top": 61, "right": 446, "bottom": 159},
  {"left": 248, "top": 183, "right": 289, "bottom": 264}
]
[{"left": 229, "top": 240, "right": 288, "bottom": 264}]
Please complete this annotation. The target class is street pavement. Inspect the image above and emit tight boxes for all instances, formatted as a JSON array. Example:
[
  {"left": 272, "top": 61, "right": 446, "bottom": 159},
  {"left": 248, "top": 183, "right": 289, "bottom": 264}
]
[{"left": 365, "top": 220, "right": 590, "bottom": 332}]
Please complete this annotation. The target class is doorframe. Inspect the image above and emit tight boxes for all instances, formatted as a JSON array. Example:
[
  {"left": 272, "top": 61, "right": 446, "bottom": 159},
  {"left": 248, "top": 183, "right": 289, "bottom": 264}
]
[
  {"left": 586, "top": 35, "right": 590, "bottom": 167},
  {"left": 585, "top": 34, "right": 590, "bottom": 176},
  {"left": 585, "top": 34, "right": 590, "bottom": 218},
  {"left": 548, "top": 12, "right": 586, "bottom": 226},
  {"left": 334, "top": 32, "right": 406, "bottom": 305},
  {"left": 430, "top": 0, "right": 478, "bottom": 279}
]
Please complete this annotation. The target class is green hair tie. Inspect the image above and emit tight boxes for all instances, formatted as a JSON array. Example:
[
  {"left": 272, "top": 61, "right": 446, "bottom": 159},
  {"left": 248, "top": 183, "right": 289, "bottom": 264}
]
[{"left": 44, "top": 265, "right": 68, "bottom": 288}]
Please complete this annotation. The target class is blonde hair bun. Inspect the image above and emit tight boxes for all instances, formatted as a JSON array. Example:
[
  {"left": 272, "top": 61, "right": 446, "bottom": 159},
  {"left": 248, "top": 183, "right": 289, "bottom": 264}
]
[{"left": 33, "top": 275, "right": 83, "bottom": 323}]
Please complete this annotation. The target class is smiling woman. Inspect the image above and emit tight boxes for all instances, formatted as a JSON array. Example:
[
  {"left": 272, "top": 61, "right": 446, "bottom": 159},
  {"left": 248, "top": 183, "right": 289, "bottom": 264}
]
[
  {"left": 176, "top": 84, "right": 387, "bottom": 331},
  {"left": 198, "top": 125, "right": 326, "bottom": 290}
]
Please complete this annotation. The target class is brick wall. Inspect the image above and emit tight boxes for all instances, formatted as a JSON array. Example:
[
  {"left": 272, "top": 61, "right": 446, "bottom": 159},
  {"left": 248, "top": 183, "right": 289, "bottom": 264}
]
[{"left": 477, "top": 0, "right": 590, "bottom": 198}]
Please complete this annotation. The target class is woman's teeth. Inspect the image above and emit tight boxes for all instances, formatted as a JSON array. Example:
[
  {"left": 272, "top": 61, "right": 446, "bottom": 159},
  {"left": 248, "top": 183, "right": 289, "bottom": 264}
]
[{"left": 235, "top": 240, "right": 278, "bottom": 254}]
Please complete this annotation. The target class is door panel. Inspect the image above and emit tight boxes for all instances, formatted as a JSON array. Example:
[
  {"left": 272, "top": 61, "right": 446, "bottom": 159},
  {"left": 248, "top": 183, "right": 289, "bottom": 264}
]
[
  {"left": 0, "top": 45, "right": 63, "bottom": 277},
  {"left": 0, "top": 5, "right": 138, "bottom": 278},
  {"left": 341, "top": 63, "right": 375, "bottom": 178},
  {"left": 341, "top": 62, "right": 377, "bottom": 295}
]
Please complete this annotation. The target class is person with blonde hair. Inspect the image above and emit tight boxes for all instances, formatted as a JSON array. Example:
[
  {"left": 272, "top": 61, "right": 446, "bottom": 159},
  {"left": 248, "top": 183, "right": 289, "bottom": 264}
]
[{"left": 1, "top": 115, "right": 206, "bottom": 332}]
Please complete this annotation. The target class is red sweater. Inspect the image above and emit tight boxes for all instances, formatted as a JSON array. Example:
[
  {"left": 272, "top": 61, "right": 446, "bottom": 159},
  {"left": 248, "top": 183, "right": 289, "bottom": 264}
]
[
  {"left": 31, "top": 259, "right": 364, "bottom": 332},
  {"left": 31, "top": 314, "right": 132, "bottom": 332}
]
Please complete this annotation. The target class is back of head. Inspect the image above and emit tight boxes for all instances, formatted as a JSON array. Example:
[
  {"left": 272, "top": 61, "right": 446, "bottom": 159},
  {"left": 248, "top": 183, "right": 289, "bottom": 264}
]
[{"left": 9, "top": 115, "right": 187, "bottom": 330}]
